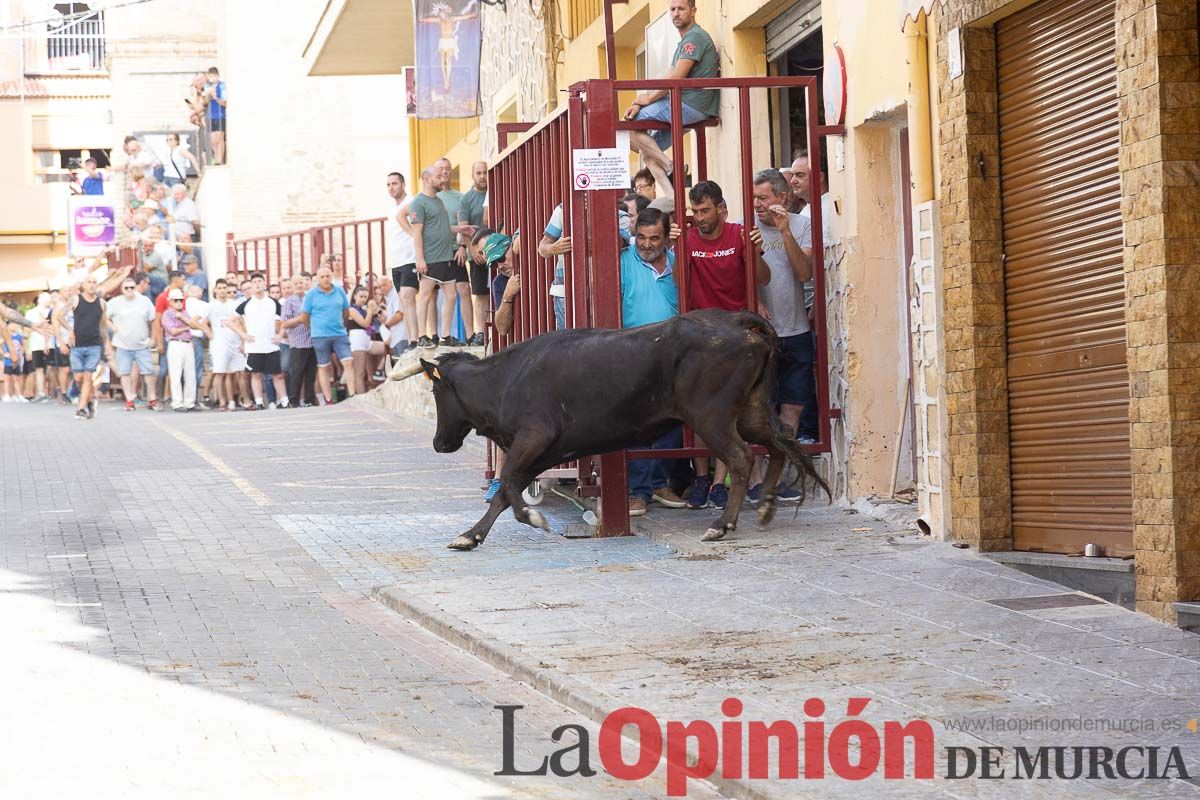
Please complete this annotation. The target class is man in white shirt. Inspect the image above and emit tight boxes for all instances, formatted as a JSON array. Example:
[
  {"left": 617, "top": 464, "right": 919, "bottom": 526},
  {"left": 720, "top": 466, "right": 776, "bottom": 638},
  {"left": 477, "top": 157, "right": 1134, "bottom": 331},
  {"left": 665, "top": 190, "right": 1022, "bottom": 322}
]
[
  {"left": 385, "top": 171, "right": 420, "bottom": 349},
  {"left": 185, "top": 284, "right": 211, "bottom": 406},
  {"left": 167, "top": 183, "right": 201, "bottom": 240},
  {"left": 106, "top": 277, "right": 160, "bottom": 411},
  {"left": 207, "top": 278, "right": 249, "bottom": 410},
  {"left": 230, "top": 272, "right": 289, "bottom": 410}
]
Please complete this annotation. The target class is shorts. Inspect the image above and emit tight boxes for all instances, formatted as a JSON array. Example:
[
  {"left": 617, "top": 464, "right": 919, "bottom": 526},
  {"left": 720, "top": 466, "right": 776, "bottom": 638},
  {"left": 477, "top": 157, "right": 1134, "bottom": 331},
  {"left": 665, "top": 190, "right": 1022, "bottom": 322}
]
[
  {"left": 69, "top": 345, "right": 102, "bottom": 374},
  {"left": 312, "top": 335, "right": 351, "bottom": 367},
  {"left": 3, "top": 364, "right": 16, "bottom": 376},
  {"left": 211, "top": 344, "right": 246, "bottom": 373},
  {"left": 634, "top": 98, "right": 712, "bottom": 152},
  {"left": 348, "top": 329, "right": 373, "bottom": 352},
  {"left": 31, "top": 350, "right": 47, "bottom": 370},
  {"left": 423, "top": 260, "right": 468, "bottom": 285},
  {"left": 245, "top": 351, "right": 282, "bottom": 375},
  {"left": 392, "top": 263, "right": 419, "bottom": 291},
  {"left": 208, "top": 116, "right": 226, "bottom": 133},
  {"left": 469, "top": 261, "right": 490, "bottom": 296},
  {"left": 775, "top": 331, "right": 816, "bottom": 407},
  {"left": 115, "top": 347, "right": 154, "bottom": 376}
]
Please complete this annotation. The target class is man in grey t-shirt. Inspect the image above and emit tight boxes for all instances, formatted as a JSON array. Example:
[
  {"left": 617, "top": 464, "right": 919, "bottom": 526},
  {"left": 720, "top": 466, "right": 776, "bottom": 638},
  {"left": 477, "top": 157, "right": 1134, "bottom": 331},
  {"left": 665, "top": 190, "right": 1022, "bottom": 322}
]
[
  {"left": 106, "top": 277, "right": 160, "bottom": 410},
  {"left": 750, "top": 168, "right": 818, "bottom": 449}
]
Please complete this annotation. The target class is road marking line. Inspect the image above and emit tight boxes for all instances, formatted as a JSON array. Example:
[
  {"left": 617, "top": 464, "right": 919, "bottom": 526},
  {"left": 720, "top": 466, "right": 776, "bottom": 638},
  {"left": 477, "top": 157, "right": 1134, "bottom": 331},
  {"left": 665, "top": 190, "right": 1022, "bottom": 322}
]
[
  {"left": 152, "top": 420, "right": 271, "bottom": 507},
  {"left": 47, "top": 554, "right": 87, "bottom": 559}
]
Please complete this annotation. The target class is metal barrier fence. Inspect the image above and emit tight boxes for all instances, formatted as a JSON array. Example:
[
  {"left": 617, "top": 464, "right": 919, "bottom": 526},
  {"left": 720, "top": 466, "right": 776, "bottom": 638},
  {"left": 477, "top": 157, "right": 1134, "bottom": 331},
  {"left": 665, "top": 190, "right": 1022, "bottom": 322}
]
[
  {"left": 487, "top": 75, "right": 844, "bottom": 535},
  {"left": 227, "top": 219, "right": 388, "bottom": 292}
]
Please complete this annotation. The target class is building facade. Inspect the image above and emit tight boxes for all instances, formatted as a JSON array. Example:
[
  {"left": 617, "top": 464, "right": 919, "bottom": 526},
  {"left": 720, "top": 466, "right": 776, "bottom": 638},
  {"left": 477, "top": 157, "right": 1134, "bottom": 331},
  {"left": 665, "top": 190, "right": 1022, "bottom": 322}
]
[{"left": 304, "top": 0, "right": 1200, "bottom": 624}]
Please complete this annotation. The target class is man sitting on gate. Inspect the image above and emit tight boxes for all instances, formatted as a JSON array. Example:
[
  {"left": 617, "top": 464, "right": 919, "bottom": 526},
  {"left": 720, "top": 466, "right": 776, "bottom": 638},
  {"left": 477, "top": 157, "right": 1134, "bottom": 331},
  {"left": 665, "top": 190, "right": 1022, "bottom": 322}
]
[{"left": 622, "top": 0, "right": 720, "bottom": 197}]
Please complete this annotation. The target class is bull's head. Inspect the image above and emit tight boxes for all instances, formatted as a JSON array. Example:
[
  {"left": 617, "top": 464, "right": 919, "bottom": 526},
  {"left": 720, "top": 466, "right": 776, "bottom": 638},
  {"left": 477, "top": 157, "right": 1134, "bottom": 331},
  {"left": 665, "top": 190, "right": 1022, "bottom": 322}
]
[{"left": 390, "top": 355, "right": 474, "bottom": 453}]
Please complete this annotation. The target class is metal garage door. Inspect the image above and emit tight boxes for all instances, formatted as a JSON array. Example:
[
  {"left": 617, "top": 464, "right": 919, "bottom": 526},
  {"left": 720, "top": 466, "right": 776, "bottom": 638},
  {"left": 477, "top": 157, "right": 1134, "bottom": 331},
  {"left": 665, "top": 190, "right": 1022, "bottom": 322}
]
[{"left": 996, "top": 0, "right": 1133, "bottom": 556}]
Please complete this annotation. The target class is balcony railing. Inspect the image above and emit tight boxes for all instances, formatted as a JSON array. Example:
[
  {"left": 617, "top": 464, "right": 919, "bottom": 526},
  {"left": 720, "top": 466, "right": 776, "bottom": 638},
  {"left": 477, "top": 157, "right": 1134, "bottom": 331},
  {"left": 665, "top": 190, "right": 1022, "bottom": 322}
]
[{"left": 24, "top": 10, "right": 106, "bottom": 74}]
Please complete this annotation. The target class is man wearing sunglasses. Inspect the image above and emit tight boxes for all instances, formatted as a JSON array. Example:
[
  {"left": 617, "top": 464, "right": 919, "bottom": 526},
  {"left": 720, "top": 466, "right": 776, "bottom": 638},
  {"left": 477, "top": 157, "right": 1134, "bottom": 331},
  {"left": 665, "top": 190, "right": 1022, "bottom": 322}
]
[
  {"left": 161, "top": 288, "right": 211, "bottom": 411},
  {"left": 106, "top": 278, "right": 160, "bottom": 411}
]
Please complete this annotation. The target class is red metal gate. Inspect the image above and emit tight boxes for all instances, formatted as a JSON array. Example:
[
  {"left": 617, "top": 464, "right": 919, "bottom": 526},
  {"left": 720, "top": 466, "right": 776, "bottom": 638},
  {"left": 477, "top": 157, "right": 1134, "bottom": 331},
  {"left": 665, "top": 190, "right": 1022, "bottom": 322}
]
[
  {"left": 227, "top": 219, "right": 388, "bottom": 293},
  {"left": 487, "top": 76, "right": 844, "bottom": 537}
]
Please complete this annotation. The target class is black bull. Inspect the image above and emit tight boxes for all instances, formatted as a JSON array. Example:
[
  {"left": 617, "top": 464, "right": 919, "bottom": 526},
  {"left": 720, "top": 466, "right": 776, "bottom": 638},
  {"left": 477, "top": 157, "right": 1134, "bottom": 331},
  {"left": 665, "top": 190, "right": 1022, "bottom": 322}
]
[{"left": 392, "top": 309, "right": 831, "bottom": 550}]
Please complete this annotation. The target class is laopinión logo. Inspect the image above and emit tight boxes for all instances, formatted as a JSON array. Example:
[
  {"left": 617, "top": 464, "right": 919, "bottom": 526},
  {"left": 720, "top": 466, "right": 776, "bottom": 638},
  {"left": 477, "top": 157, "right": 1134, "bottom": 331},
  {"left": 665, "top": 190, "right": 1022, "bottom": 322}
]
[{"left": 495, "top": 699, "right": 1192, "bottom": 796}]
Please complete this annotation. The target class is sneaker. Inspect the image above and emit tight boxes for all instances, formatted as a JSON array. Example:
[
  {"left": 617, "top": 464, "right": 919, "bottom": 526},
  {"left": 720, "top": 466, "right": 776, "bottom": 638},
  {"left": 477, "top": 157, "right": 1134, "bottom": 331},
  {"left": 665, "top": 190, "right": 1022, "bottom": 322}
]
[
  {"left": 372, "top": 370, "right": 385, "bottom": 381},
  {"left": 684, "top": 475, "right": 713, "bottom": 509},
  {"left": 173, "top": 406, "right": 187, "bottom": 413},
  {"left": 441, "top": 336, "right": 466, "bottom": 348},
  {"left": 278, "top": 399, "right": 290, "bottom": 409},
  {"left": 255, "top": 402, "right": 265, "bottom": 411},
  {"left": 652, "top": 487, "right": 686, "bottom": 509},
  {"left": 124, "top": 400, "right": 135, "bottom": 412},
  {"left": 628, "top": 495, "right": 648, "bottom": 517},
  {"left": 483, "top": 478, "right": 502, "bottom": 503},
  {"left": 408, "top": 340, "right": 418, "bottom": 351},
  {"left": 708, "top": 483, "right": 729, "bottom": 510},
  {"left": 798, "top": 435, "right": 817, "bottom": 445},
  {"left": 267, "top": 401, "right": 277, "bottom": 410},
  {"left": 468, "top": 332, "right": 485, "bottom": 347},
  {"left": 74, "top": 409, "right": 88, "bottom": 420},
  {"left": 227, "top": 401, "right": 236, "bottom": 412},
  {"left": 148, "top": 400, "right": 162, "bottom": 412},
  {"left": 417, "top": 335, "right": 435, "bottom": 348},
  {"left": 746, "top": 484, "right": 763, "bottom": 504},
  {"left": 777, "top": 483, "right": 803, "bottom": 502}
]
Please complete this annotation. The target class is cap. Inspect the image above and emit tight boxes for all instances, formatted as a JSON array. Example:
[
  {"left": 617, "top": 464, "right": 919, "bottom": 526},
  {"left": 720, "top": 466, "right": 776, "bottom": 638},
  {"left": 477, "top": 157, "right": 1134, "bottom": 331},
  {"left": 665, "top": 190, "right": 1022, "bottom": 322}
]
[
  {"left": 648, "top": 197, "right": 675, "bottom": 214},
  {"left": 167, "top": 288, "right": 185, "bottom": 300},
  {"left": 481, "top": 232, "right": 513, "bottom": 265}
]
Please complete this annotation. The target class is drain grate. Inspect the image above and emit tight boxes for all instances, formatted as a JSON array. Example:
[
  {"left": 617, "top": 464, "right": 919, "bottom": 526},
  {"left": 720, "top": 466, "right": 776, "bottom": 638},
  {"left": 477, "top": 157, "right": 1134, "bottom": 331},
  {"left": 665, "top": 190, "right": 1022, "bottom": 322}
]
[{"left": 987, "top": 594, "right": 1103, "bottom": 611}]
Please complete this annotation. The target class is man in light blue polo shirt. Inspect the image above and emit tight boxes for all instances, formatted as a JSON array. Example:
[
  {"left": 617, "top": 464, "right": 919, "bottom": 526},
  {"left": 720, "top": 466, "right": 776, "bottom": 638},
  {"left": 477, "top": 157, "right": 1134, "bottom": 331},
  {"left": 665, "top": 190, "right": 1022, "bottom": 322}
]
[
  {"left": 285, "top": 262, "right": 351, "bottom": 404},
  {"left": 621, "top": 207, "right": 687, "bottom": 516}
]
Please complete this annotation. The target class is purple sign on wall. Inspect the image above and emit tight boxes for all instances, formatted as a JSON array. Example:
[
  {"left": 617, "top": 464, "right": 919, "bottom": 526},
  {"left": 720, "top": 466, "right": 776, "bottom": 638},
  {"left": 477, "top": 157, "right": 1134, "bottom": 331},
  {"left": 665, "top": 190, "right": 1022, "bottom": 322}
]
[{"left": 67, "top": 196, "right": 117, "bottom": 257}]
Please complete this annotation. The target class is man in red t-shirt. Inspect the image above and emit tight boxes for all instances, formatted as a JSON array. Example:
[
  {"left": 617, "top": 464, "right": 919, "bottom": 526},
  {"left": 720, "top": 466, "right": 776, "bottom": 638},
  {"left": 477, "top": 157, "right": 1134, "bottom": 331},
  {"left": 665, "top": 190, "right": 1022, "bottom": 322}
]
[{"left": 674, "top": 180, "right": 771, "bottom": 511}]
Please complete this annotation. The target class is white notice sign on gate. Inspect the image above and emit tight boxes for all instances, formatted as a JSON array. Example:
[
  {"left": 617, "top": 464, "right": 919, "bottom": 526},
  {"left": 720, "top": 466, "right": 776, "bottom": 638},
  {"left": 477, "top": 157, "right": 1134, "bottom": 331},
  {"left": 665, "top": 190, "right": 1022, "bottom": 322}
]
[{"left": 572, "top": 148, "right": 630, "bottom": 191}]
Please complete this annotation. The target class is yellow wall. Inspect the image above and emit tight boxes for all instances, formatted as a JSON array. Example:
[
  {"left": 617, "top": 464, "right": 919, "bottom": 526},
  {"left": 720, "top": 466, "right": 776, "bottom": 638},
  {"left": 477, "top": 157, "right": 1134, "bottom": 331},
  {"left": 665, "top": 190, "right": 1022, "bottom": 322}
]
[{"left": 413, "top": 117, "right": 480, "bottom": 189}]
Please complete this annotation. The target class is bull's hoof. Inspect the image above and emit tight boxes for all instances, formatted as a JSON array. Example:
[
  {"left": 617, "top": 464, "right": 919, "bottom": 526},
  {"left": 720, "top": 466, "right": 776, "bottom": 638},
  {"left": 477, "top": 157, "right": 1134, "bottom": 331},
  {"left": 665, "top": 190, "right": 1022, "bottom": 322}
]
[
  {"left": 448, "top": 534, "right": 479, "bottom": 551},
  {"left": 701, "top": 526, "right": 729, "bottom": 542},
  {"left": 527, "top": 509, "right": 551, "bottom": 532},
  {"left": 758, "top": 501, "right": 777, "bottom": 528}
]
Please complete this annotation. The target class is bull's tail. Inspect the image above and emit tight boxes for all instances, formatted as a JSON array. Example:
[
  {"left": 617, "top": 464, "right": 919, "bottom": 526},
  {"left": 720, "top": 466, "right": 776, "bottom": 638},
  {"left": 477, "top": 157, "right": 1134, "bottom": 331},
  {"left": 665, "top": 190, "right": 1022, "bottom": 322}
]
[{"left": 740, "top": 311, "right": 832, "bottom": 504}]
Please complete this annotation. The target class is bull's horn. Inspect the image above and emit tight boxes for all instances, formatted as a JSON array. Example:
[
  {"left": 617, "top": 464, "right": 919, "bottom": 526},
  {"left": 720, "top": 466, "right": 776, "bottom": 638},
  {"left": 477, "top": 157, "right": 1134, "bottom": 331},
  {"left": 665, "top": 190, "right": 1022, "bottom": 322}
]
[{"left": 389, "top": 359, "right": 431, "bottom": 381}]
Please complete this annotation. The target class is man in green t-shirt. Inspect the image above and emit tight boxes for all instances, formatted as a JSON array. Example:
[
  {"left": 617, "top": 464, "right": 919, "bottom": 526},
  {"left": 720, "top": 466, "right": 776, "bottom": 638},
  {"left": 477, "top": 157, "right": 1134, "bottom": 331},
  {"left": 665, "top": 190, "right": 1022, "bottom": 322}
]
[
  {"left": 433, "top": 156, "right": 477, "bottom": 346},
  {"left": 623, "top": 0, "right": 719, "bottom": 197},
  {"left": 408, "top": 165, "right": 467, "bottom": 348},
  {"left": 458, "top": 160, "right": 489, "bottom": 345}
]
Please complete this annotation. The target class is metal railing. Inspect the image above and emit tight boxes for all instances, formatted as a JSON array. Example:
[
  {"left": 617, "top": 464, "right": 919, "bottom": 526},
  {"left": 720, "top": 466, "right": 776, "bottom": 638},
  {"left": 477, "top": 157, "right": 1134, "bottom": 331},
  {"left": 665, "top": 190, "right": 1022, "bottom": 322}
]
[
  {"left": 226, "top": 219, "right": 388, "bottom": 292},
  {"left": 24, "top": 10, "right": 106, "bottom": 73},
  {"left": 487, "top": 75, "right": 845, "bottom": 535}
]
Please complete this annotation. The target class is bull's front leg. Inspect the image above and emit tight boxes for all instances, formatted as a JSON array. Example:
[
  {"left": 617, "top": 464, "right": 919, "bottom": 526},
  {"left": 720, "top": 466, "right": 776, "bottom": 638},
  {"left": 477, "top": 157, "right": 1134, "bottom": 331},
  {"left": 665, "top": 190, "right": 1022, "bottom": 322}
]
[
  {"left": 504, "top": 471, "right": 551, "bottom": 533},
  {"left": 448, "top": 490, "right": 513, "bottom": 550}
]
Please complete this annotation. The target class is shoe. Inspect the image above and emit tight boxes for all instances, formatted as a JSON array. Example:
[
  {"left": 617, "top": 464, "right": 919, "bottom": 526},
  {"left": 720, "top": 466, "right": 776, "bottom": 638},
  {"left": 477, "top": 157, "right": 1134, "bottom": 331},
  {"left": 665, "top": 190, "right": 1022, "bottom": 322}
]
[
  {"left": 417, "top": 335, "right": 435, "bottom": 348},
  {"left": 441, "top": 336, "right": 466, "bottom": 348},
  {"left": 1, "top": 396, "right": 10, "bottom": 404},
  {"left": 148, "top": 400, "right": 162, "bottom": 412},
  {"left": 684, "top": 475, "right": 713, "bottom": 509},
  {"left": 74, "top": 409, "right": 88, "bottom": 420},
  {"left": 255, "top": 402, "right": 265, "bottom": 411},
  {"left": 468, "top": 333, "right": 485, "bottom": 347},
  {"left": 85, "top": 401, "right": 95, "bottom": 419},
  {"left": 628, "top": 495, "right": 648, "bottom": 517},
  {"left": 408, "top": 341, "right": 418, "bottom": 351},
  {"left": 708, "top": 483, "right": 729, "bottom": 510},
  {"left": 299, "top": 401, "right": 314, "bottom": 408},
  {"left": 652, "top": 487, "right": 686, "bottom": 509},
  {"left": 227, "top": 401, "right": 236, "bottom": 412},
  {"left": 372, "top": 370, "right": 385, "bottom": 381},
  {"left": 432, "top": 335, "right": 441, "bottom": 346},
  {"left": 124, "top": 400, "right": 135, "bottom": 412},
  {"left": 483, "top": 478, "right": 502, "bottom": 503},
  {"left": 173, "top": 406, "right": 186, "bottom": 412},
  {"left": 798, "top": 435, "right": 817, "bottom": 445},
  {"left": 278, "top": 399, "right": 290, "bottom": 409},
  {"left": 267, "top": 401, "right": 277, "bottom": 410},
  {"left": 35, "top": 395, "right": 49, "bottom": 403},
  {"left": 746, "top": 484, "right": 763, "bottom": 504},
  {"left": 776, "top": 483, "right": 803, "bottom": 502}
]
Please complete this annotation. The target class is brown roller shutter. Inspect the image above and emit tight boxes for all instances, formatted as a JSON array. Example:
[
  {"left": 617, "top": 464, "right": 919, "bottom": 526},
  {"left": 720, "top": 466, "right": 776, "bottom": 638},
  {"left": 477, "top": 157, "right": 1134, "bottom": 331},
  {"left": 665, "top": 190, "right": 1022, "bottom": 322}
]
[{"left": 996, "top": 0, "right": 1132, "bottom": 556}]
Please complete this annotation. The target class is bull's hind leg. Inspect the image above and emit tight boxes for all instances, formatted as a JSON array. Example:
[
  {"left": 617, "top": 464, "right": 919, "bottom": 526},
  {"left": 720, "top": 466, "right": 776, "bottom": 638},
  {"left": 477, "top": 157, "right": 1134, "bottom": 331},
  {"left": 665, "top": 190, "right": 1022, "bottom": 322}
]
[
  {"left": 689, "top": 419, "right": 753, "bottom": 542},
  {"left": 738, "top": 404, "right": 787, "bottom": 528}
]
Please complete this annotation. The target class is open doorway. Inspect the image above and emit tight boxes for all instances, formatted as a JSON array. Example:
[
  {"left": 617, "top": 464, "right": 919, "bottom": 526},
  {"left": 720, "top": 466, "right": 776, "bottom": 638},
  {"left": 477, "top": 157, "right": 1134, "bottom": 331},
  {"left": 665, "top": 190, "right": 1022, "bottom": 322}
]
[{"left": 767, "top": 10, "right": 823, "bottom": 169}]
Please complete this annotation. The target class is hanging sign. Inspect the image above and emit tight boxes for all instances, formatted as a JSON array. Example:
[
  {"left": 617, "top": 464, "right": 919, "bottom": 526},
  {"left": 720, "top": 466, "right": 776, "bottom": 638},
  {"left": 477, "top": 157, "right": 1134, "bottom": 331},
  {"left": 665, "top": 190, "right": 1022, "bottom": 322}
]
[{"left": 572, "top": 148, "right": 631, "bottom": 192}]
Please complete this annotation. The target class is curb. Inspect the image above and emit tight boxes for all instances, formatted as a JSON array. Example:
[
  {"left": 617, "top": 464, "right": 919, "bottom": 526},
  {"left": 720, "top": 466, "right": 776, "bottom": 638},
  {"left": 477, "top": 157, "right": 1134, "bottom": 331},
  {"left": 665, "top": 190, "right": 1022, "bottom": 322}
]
[{"left": 370, "top": 584, "right": 776, "bottom": 800}]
